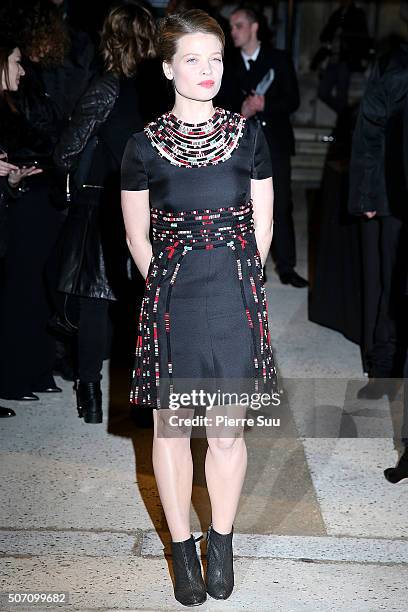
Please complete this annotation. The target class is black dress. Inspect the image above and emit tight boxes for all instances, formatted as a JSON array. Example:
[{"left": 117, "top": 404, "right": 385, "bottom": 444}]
[{"left": 121, "top": 108, "right": 277, "bottom": 409}]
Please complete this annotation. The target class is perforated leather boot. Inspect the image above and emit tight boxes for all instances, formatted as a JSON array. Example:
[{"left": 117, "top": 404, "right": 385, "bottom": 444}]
[
  {"left": 171, "top": 534, "right": 206, "bottom": 606},
  {"left": 205, "top": 523, "right": 234, "bottom": 599}
]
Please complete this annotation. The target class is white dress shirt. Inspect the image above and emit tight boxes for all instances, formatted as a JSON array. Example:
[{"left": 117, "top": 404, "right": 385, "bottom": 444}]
[{"left": 241, "top": 44, "right": 261, "bottom": 71}]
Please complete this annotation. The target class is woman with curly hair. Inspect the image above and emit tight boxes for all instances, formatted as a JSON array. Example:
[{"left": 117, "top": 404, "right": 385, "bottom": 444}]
[
  {"left": 53, "top": 2, "right": 160, "bottom": 423},
  {"left": 20, "top": 0, "right": 70, "bottom": 67},
  {"left": 15, "top": 0, "right": 94, "bottom": 135}
]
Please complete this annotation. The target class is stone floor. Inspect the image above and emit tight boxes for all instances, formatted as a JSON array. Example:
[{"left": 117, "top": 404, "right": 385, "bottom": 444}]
[{"left": 0, "top": 186, "right": 407, "bottom": 611}]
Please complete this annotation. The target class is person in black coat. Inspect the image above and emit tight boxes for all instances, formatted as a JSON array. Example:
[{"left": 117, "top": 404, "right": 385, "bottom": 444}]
[
  {"left": 0, "top": 40, "right": 64, "bottom": 403},
  {"left": 53, "top": 2, "right": 160, "bottom": 423},
  {"left": 348, "top": 40, "right": 408, "bottom": 393},
  {"left": 217, "top": 5, "right": 307, "bottom": 288},
  {"left": 314, "top": 0, "right": 370, "bottom": 115},
  {"left": 0, "top": 45, "right": 42, "bottom": 415}
]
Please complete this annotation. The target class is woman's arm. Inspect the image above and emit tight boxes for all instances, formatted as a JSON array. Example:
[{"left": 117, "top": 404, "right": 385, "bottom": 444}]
[
  {"left": 121, "top": 189, "right": 152, "bottom": 280},
  {"left": 53, "top": 74, "right": 118, "bottom": 171},
  {"left": 251, "top": 176, "right": 274, "bottom": 268}
]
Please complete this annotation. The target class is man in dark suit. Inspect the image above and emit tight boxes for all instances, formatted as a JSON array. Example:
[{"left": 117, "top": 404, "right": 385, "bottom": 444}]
[{"left": 218, "top": 5, "right": 307, "bottom": 288}]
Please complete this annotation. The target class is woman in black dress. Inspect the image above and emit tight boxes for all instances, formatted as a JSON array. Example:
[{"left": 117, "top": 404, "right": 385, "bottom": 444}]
[{"left": 121, "top": 10, "right": 276, "bottom": 606}]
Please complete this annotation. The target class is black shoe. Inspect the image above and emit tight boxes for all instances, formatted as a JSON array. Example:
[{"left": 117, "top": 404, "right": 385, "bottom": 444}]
[
  {"left": 0, "top": 406, "right": 16, "bottom": 417},
  {"left": 357, "top": 379, "right": 397, "bottom": 401},
  {"left": 75, "top": 380, "right": 103, "bottom": 424},
  {"left": 171, "top": 534, "right": 207, "bottom": 606},
  {"left": 384, "top": 448, "right": 408, "bottom": 484},
  {"left": 33, "top": 386, "right": 62, "bottom": 393},
  {"left": 279, "top": 270, "right": 309, "bottom": 288},
  {"left": 0, "top": 392, "right": 39, "bottom": 401},
  {"left": 205, "top": 524, "right": 234, "bottom": 600}
]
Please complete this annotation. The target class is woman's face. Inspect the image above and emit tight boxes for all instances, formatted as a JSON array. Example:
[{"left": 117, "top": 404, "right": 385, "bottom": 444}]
[
  {"left": 1, "top": 48, "right": 25, "bottom": 91},
  {"left": 163, "top": 32, "right": 223, "bottom": 102}
]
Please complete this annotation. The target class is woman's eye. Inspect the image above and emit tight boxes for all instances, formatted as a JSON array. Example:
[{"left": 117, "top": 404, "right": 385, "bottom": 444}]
[
  {"left": 186, "top": 57, "right": 197, "bottom": 63},
  {"left": 212, "top": 58, "right": 222, "bottom": 63}
]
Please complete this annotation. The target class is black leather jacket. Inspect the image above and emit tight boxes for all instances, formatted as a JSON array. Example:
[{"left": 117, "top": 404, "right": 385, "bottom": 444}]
[
  {"left": 349, "top": 44, "right": 408, "bottom": 219},
  {"left": 52, "top": 72, "right": 143, "bottom": 301},
  {"left": 54, "top": 72, "right": 119, "bottom": 177}
]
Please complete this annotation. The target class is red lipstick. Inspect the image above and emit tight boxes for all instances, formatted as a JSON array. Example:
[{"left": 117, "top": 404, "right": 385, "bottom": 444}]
[{"left": 199, "top": 80, "right": 215, "bottom": 88}]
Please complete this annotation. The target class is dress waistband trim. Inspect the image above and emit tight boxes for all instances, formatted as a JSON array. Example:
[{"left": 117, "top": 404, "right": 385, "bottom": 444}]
[{"left": 151, "top": 201, "right": 254, "bottom": 247}]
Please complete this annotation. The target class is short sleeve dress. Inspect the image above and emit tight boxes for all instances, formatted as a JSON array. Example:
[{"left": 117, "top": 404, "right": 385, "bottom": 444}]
[{"left": 121, "top": 107, "right": 277, "bottom": 409}]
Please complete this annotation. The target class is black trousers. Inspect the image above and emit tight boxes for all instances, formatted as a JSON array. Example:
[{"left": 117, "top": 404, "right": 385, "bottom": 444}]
[
  {"left": 77, "top": 296, "right": 110, "bottom": 383},
  {"left": 270, "top": 153, "right": 296, "bottom": 275},
  {"left": 0, "top": 180, "right": 63, "bottom": 397},
  {"left": 360, "top": 215, "right": 407, "bottom": 377}
]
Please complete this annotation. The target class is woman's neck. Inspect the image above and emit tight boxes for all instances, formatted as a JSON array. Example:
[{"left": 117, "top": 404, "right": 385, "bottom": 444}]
[{"left": 171, "top": 96, "right": 216, "bottom": 124}]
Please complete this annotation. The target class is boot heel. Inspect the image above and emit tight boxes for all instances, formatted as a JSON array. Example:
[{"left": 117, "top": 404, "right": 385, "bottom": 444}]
[
  {"left": 205, "top": 523, "right": 234, "bottom": 599},
  {"left": 83, "top": 410, "right": 103, "bottom": 424},
  {"left": 171, "top": 534, "right": 206, "bottom": 606}
]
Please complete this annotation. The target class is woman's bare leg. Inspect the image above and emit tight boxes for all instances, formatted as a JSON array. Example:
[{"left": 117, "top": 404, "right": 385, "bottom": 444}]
[
  {"left": 152, "top": 409, "right": 193, "bottom": 542},
  {"left": 205, "top": 406, "right": 247, "bottom": 534}
]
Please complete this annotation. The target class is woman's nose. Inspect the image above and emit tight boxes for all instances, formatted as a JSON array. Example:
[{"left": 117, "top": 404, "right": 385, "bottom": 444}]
[
  {"left": 201, "top": 62, "right": 212, "bottom": 75},
  {"left": 20, "top": 66, "right": 25, "bottom": 76}
]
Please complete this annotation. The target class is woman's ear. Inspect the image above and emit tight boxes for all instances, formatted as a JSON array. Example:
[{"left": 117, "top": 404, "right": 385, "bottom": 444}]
[{"left": 162, "top": 61, "right": 173, "bottom": 81}]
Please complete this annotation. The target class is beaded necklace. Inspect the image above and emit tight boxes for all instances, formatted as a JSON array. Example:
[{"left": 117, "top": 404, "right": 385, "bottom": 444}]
[{"left": 144, "top": 107, "right": 246, "bottom": 168}]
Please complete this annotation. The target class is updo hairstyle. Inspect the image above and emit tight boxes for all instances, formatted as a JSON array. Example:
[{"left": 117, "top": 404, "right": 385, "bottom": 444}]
[{"left": 157, "top": 9, "right": 225, "bottom": 64}]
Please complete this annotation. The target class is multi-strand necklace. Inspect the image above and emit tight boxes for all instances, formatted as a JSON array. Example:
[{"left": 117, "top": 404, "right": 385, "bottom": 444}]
[{"left": 144, "top": 107, "right": 246, "bottom": 168}]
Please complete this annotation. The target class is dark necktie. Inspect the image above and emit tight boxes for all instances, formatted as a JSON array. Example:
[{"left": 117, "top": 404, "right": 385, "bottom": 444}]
[{"left": 248, "top": 59, "right": 256, "bottom": 72}]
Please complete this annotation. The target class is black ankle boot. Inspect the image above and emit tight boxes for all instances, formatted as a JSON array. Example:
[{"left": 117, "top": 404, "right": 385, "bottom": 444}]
[
  {"left": 75, "top": 380, "right": 102, "bottom": 424},
  {"left": 205, "top": 523, "right": 234, "bottom": 600},
  {"left": 171, "top": 534, "right": 206, "bottom": 606},
  {"left": 384, "top": 447, "right": 408, "bottom": 484}
]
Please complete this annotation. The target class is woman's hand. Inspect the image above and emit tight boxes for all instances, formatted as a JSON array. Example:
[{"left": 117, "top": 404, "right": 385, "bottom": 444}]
[
  {"left": 251, "top": 177, "right": 274, "bottom": 267},
  {"left": 241, "top": 93, "right": 265, "bottom": 118},
  {"left": 0, "top": 153, "right": 19, "bottom": 177},
  {"left": 121, "top": 189, "right": 152, "bottom": 279},
  {"left": 8, "top": 165, "right": 43, "bottom": 187}
]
